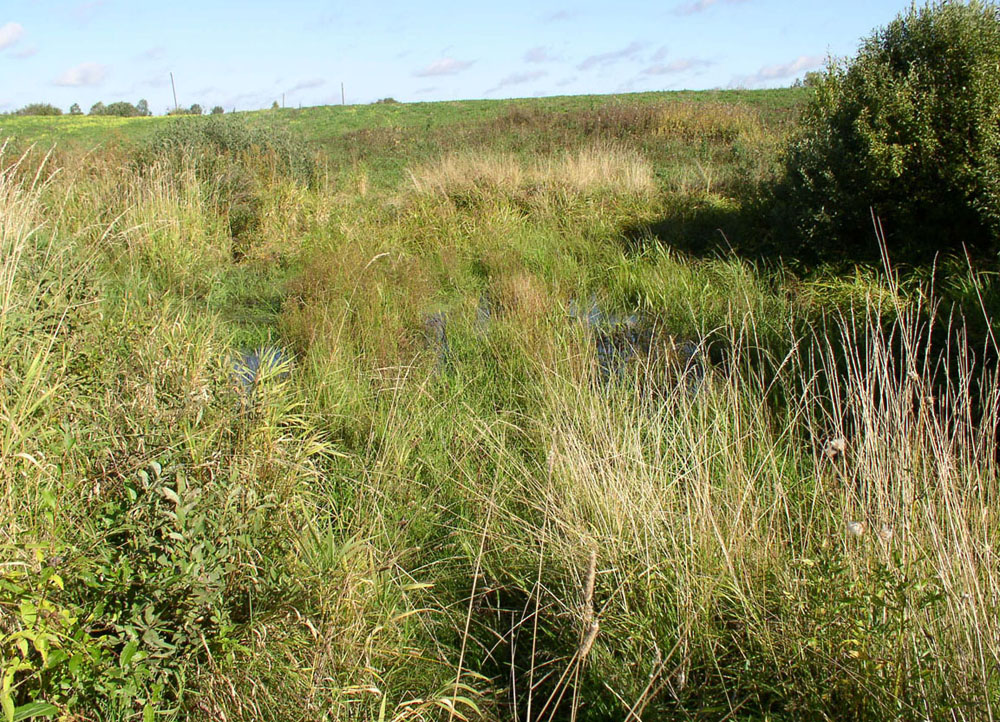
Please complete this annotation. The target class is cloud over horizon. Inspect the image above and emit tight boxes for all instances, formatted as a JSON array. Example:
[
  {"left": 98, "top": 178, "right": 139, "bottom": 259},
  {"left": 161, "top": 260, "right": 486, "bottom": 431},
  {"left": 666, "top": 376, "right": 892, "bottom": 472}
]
[
  {"left": 488, "top": 69, "right": 547, "bottom": 94},
  {"left": 287, "top": 78, "right": 326, "bottom": 93},
  {"left": 578, "top": 41, "right": 643, "bottom": 71},
  {"left": 414, "top": 57, "right": 475, "bottom": 77},
  {"left": 54, "top": 62, "right": 108, "bottom": 87},
  {"left": 642, "top": 58, "right": 713, "bottom": 75},
  {"left": 731, "top": 54, "right": 824, "bottom": 86}
]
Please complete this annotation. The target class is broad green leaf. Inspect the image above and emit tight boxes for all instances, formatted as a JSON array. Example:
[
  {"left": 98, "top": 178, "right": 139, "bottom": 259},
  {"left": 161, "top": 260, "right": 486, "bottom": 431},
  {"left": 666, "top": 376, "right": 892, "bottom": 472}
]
[{"left": 12, "top": 702, "right": 59, "bottom": 721}]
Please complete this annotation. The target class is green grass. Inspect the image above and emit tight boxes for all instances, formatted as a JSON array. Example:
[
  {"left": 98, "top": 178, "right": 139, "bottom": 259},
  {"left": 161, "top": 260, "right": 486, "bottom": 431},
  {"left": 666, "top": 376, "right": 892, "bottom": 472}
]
[
  {"left": 1, "top": 87, "right": 805, "bottom": 147},
  {"left": 1, "top": 88, "right": 997, "bottom": 722}
]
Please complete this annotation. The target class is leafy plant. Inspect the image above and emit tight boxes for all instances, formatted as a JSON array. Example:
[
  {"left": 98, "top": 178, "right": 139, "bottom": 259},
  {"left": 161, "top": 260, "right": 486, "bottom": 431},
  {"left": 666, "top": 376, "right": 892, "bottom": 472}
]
[{"left": 775, "top": 0, "right": 1000, "bottom": 261}]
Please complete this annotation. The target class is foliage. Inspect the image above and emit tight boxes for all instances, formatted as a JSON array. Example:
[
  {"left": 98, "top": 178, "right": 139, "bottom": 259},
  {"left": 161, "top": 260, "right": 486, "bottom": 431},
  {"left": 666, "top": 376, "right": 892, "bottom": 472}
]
[
  {"left": 88, "top": 101, "right": 151, "bottom": 118},
  {"left": 210, "top": 106, "right": 224, "bottom": 115},
  {"left": 68, "top": 103, "right": 82, "bottom": 116},
  {"left": 13, "top": 104, "right": 61, "bottom": 117},
  {"left": 775, "top": 0, "right": 1000, "bottom": 262}
]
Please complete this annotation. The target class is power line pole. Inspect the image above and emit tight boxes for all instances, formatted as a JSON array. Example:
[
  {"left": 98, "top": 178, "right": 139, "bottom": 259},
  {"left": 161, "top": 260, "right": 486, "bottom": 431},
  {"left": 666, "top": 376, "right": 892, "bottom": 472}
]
[
  {"left": 341, "top": 82, "right": 345, "bottom": 105},
  {"left": 170, "top": 72, "right": 178, "bottom": 112}
]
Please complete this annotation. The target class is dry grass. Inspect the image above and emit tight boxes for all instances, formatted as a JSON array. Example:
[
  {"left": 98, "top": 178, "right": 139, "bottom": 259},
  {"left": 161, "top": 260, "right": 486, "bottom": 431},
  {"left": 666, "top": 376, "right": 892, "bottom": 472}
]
[{"left": 407, "top": 143, "right": 655, "bottom": 203}]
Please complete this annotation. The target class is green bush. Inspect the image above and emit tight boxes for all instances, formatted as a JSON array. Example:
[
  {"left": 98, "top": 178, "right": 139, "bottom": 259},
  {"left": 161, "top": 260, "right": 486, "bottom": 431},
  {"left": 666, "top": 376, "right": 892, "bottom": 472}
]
[
  {"left": 141, "top": 114, "right": 318, "bottom": 186},
  {"left": 13, "top": 103, "right": 62, "bottom": 116},
  {"left": 775, "top": 1, "right": 1000, "bottom": 262}
]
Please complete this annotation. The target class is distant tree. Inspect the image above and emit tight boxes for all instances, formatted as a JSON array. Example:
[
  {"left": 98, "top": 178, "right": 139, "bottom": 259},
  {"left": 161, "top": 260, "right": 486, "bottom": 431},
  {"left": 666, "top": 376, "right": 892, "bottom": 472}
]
[
  {"left": 104, "top": 101, "right": 141, "bottom": 117},
  {"left": 374, "top": 97, "right": 399, "bottom": 104},
  {"left": 211, "top": 105, "right": 224, "bottom": 115},
  {"left": 89, "top": 101, "right": 106, "bottom": 116},
  {"left": 69, "top": 103, "right": 82, "bottom": 115},
  {"left": 14, "top": 103, "right": 62, "bottom": 116},
  {"left": 136, "top": 98, "right": 151, "bottom": 116},
  {"left": 271, "top": 101, "right": 279, "bottom": 110},
  {"left": 189, "top": 103, "right": 203, "bottom": 115}
]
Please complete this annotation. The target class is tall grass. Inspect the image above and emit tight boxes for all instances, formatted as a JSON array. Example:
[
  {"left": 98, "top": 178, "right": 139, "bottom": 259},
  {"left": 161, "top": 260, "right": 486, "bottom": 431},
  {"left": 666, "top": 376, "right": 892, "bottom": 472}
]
[{"left": 1, "top": 94, "right": 998, "bottom": 721}]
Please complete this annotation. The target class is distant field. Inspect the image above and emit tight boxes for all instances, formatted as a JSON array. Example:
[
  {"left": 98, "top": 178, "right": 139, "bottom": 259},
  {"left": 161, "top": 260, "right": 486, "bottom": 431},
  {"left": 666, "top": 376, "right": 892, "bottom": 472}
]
[{"left": 1, "top": 87, "right": 806, "bottom": 149}]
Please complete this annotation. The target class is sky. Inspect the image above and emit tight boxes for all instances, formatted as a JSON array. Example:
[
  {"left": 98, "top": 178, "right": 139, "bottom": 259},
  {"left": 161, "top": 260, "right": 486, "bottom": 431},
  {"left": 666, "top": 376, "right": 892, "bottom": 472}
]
[{"left": 1, "top": 0, "right": 911, "bottom": 114}]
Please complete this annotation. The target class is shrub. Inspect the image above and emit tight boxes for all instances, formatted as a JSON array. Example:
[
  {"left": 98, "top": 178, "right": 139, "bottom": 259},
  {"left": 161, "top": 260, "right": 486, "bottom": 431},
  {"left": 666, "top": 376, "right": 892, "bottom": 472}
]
[
  {"left": 88, "top": 101, "right": 105, "bottom": 116},
  {"left": 14, "top": 103, "right": 62, "bottom": 116},
  {"left": 775, "top": 1, "right": 1000, "bottom": 262},
  {"left": 103, "top": 101, "right": 142, "bottom": 117},
  {"left": 69, "top": 103, "right": 82, "bottom": 115},
  {"left": 211, "top": 105, "right": 224, "bottom": 115}
]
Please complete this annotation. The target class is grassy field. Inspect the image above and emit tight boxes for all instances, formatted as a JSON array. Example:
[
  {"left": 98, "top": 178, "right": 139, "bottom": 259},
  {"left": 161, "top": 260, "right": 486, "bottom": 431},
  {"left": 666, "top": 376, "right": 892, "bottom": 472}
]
[{"left": 1, "top": 88, "right": 998, "bottom": 721}]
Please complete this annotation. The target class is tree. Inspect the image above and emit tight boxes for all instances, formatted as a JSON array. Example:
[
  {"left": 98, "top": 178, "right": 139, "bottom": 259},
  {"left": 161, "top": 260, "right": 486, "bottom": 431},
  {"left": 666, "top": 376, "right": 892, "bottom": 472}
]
[
  {"left": 14, "top": 103, "right": 62, "bottom": 116},
  {"left": 89, "top": 101, "right": 106, "bottom": 116},
  {"left": 104, "top": 101, "right": 141, "bottom": 117},
  {"left": 189, "top": 103, "right": 203, "bottom": 115},
  {"left": 776, "top": 0, "right": 1000, "bottom": 261},
  {"left": 136, "top": 98, "right": 150, "bottom": 117},
  {"left": 271, "top": 101, "right": 279, "bottom": 110},
  {"left": 211, "top": 105, "right": 224, "bottom": 115},
  {"left": 69, "top": 103, "right": 82, "bottom": 115}
]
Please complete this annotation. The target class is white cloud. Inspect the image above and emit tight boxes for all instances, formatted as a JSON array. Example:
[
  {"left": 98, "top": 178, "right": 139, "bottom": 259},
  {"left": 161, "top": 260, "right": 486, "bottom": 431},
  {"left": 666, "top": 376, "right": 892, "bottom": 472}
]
[
  {"left": 676, "top": 0, "right": 748, "bottom": 15},
  {"left": 642, "top": 58, "right": 713, "bottom": 75},
  {"left": 732, "top": 54, "right": 824, "bottom": 86},
  {"left": 414, "top": 57, "right": 474, "bottom": 77},
  {"left": 578, "top": 42, "right": 643, "bottom": 71},
  {"left": 524, "top": 46, "right": 556, "bottom": 63},
  {"left": 488, "top": 70, "right": 547, "bottom": 93},
  {"left": 73, "top": 1, "right": 107, "bottom": 22},
  {"left": 544, "top": 9, "right": 576, "bottom": 21},
  {"left": 140, "top": 46, "right": 166, "bottom": 61},
  {"left": 652, "top": 46, "right": 670, "bottom": 62},
  {"left": 287, "top": 78, "right": 326, "bottom": 94},
  {"left": 0, "top": 22, "right": 25, "bottom": 51},
  {"left": 54, "top": 62, "right": 108, "bottom": 87},
  {"left": 11, "top": 45, "right": 37, "bottom": 59}
]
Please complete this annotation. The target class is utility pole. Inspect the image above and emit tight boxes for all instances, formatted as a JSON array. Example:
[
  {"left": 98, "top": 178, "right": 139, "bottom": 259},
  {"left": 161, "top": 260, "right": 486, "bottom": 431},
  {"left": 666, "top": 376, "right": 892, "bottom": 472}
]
[
  {"left": 341, "top": 82, "right": 345, "bottom": 105},
  {"left": 170, "top": 72, "right": 178, "bottom": 112},
  {"left": 282, "top": 93, "right": 285, "bottom": 108}
]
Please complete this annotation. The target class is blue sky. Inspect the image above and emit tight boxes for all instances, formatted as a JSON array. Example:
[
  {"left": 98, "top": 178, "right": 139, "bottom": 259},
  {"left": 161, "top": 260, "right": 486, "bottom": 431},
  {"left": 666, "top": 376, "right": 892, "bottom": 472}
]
[{"left": 1, "top": 0, "right": 909, "bottom": 113}]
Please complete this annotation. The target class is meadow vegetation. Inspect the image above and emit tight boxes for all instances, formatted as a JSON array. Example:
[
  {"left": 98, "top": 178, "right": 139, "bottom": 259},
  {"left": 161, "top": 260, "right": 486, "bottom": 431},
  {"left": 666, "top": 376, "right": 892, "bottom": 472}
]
[{"left": 1, "top": 9, "right": 999, "bottom": 721}]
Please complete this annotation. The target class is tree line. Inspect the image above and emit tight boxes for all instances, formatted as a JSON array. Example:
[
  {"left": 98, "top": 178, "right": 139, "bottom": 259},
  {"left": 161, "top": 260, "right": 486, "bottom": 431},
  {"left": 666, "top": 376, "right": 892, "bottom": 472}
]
[{"left": 8, "top": 100, "right": 226, "bottom": 117}]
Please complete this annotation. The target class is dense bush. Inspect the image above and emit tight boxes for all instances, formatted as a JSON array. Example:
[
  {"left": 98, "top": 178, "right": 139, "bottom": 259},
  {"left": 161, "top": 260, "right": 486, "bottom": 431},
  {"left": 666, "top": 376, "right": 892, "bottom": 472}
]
[
  {"left": 14, "top": 103, "right": 62, "bottom": 116},
  {"left": 141, "top": 114, "right": 318, "bottom": 186},
  {"left": 166, "top": 104, "right": 205, "bottom": 116},
  {"left": 88, "top": 100, "right": 152, "bottom": 117},
  {"left": 775, "top": 1, "right": 1000, "bottom": 262}
]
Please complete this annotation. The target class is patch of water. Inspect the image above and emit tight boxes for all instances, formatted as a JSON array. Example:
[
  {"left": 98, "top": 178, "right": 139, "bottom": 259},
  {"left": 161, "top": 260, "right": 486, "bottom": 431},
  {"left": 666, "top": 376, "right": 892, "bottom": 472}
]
[{"left": 232, "top": 346, "right": 292, "bottom": 391}]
